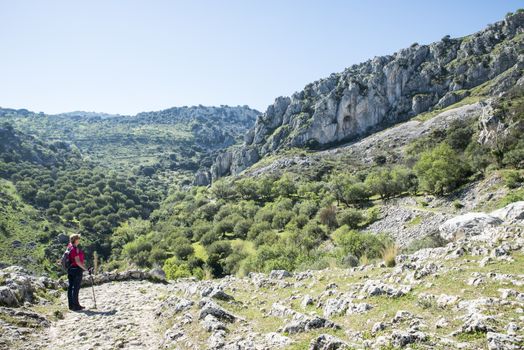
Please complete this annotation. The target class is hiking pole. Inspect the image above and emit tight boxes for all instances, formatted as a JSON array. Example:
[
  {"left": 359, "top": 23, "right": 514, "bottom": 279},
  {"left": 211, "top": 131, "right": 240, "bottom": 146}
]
[{"left": 89, "top": 267, "right": 97, "bottom": 309}]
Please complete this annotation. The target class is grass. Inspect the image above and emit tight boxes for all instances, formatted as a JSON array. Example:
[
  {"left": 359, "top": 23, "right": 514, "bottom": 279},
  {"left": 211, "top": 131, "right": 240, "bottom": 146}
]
[
  {"left": 495, "top": 187, "right": 524, "bottom": 209},
  {"left": 406, "top": 215, "right": 423, "bottom": 227},
  {"left": 381, "top": 244, "right": 398, "bottom": 267},
  {"left": 414, "top": 95, "right": 484, "bottom": 122}
]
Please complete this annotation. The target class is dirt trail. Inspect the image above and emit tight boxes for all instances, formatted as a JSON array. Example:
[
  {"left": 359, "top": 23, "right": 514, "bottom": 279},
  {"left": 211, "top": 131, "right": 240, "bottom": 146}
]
[{"left": 44, "top": 280, "right": 169, "bottom": 350}]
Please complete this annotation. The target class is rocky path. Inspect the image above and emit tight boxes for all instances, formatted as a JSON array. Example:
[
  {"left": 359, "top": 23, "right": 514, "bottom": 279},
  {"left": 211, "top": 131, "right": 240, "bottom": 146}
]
[{"left": 44, "top": 280, "right": 169, "bottom": 350}]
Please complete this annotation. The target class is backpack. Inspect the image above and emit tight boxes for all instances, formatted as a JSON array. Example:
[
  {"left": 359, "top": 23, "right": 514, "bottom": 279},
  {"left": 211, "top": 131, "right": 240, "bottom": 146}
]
[{"left": 60, "top": 245, "right": 74, "bottom": 272}]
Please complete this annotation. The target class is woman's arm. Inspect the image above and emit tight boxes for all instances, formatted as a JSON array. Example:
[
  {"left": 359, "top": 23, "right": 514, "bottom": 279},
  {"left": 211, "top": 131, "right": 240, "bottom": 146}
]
[{"left": 74, "top": 256, "right": 88, "bottom": 271}]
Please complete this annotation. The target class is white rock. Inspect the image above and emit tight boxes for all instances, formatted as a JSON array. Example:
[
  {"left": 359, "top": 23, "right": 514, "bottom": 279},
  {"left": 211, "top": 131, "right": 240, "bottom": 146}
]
[{"left": 439, "top": 212, "right": 502, "bottom": 241}]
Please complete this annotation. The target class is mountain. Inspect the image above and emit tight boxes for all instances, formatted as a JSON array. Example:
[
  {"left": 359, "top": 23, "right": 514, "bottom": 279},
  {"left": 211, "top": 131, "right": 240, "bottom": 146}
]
[
  {"left": 0, "top": 105, "right": 259, "bottom": 179},
  {"left": 209, "top": 11, "right": 524, "bottom": 181}
]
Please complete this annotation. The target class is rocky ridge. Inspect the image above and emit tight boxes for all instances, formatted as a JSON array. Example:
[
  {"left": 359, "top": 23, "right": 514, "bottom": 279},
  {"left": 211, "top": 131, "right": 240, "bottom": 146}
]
[
  {"left": 1, "top": 201, "right": 523, "bottom": 349},
  {"left": 208, "top": 11, "right": 524, "bottom": 182}
]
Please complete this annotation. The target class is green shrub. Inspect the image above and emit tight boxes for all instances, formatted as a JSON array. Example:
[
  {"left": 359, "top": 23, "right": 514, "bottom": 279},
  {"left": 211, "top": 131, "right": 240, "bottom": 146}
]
[
  {"left": 272, "top": 210, "right": 294, "bottom": 230},
  {"left": 206, "top": 240, "right": 232, "bottom": 277},
  {"left": 414, "top": 143, "right": 469, "bottom": 195},
  {"left": 502, "top": 170, "right": 523, "bottom": 189},
  {"left": 337, "top": 208, "right": 364, "bottom": 229},
  {"left": 173, "top": 241, "right": 194, "bottom": 260},
  {"left": 452, "top": 200, "right": 464, "bottom": 209},
  {"left": 403, "top": 233, "right": 446, "bottom": 254},
  {"left": 163, "top": 258, "right": 192, "bottom": 280},
  {"left": 247, "top": 221, "right": 272, "bottom": 241},
  {"left": 296, "top": 200, "right": 319, "bottom": 218},
  {"left": 333, "top": 227, "right": 392, "bottom": 259},
  {"left": 233, "top": 219, "right": 252, "bottom": 238}
]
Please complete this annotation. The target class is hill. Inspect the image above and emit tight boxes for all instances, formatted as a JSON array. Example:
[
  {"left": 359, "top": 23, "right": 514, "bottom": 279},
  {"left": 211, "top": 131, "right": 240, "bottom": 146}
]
[
  {"left": 0, "top": 105, "right": 259, "bottom": 181},
  {"left": 209, "top": 11, "right": 524, "bottom": 181}
]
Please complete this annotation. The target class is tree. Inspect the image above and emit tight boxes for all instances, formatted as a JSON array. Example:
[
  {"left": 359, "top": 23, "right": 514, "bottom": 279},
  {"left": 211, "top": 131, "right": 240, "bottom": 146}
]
[
  {"left": 328, "top": 173, "right": 370, "bottom": 207},
  {"left": 272, "top": 173, "right": 297, "bottom": 198},
  {"left": 414, "top": 143, "right": 469, "bottom": 195},
  {"left": 206, "top": 240, "right": 232, "bottom": 277},
  {"left": 211, "top": 179, "right": 236, "bottom": 200},
  {"left": 337, "top": 208, "right": 364, "bottom": 229}
]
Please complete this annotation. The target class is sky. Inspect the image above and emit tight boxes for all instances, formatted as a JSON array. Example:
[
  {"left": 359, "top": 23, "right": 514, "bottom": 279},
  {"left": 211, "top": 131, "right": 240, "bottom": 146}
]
[{"left": 0, "top": 1, "right": 522, "bottom": 115}]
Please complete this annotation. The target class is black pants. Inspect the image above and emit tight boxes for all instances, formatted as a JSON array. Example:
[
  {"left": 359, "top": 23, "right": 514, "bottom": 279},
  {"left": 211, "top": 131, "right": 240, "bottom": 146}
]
[{"left": 67, "top": 267, "right": 83, "bottom": 308}]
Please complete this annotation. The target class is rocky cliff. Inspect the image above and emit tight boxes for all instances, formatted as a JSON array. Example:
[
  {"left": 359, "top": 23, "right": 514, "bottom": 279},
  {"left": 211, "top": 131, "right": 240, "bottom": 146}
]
[{"left": 209, "top": 11, "right": 524, "bottom": 181}]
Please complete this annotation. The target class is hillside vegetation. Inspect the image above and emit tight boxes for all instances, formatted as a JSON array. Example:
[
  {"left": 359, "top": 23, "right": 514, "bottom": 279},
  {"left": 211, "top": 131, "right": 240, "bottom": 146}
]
[{"left": 112, "top": 84, "right": 524, "bottom": 280}]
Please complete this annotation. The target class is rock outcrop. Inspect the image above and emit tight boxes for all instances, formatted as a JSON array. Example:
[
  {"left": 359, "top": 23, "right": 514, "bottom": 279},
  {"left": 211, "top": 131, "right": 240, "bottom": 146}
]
[{"left": 211, "top": 12, "right": 524, "bottom": 180}]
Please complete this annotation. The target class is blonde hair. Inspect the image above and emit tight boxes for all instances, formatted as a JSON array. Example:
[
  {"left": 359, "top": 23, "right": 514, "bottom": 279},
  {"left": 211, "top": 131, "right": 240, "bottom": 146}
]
[{"left": 69, "top": 233, "right": 81, "bottom": 244}]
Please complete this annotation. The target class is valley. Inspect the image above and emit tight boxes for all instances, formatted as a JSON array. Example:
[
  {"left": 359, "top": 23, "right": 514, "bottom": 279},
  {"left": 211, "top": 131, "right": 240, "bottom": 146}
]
[{"left": 0, "top": 9, "right": 523, "bottom": 350}]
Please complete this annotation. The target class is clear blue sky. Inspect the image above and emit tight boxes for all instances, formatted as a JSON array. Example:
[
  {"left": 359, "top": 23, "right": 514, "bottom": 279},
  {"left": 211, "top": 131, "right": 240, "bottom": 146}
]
[{"left": 0, "top": 1, "right": 522, "bottom": 115}]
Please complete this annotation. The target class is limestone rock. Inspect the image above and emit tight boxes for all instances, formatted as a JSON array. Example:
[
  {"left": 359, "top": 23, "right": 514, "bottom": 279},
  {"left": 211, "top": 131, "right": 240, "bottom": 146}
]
[
  {"left": 439, "top": 212, "right": 502, "bottom": 241},
  {"left": 198, "top": 298, "right": 236, "bottom": 323},
  {"left": 391, "top": 330, "right": 427, "bottom": 347},
  {"left": 491, "top": 201, "right": 524, "bottom": 224},
  {"left": 486, "top": 331, "right": 524, "bottom": 350},
  {"left": 269, "top": 270, "right": 292, "bottom": 279},
  {"left": 309, "top": 334, "right": 349, "bottom": 350},
  {"left": 210, "top": 12, "right": 524, "bottom": 179}
]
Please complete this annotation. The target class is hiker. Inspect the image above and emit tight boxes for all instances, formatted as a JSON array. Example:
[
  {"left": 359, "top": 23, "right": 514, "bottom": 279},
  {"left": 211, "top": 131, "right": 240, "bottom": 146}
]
[{"left": 67, "top": 233, "right": 89, "bottom": 310}]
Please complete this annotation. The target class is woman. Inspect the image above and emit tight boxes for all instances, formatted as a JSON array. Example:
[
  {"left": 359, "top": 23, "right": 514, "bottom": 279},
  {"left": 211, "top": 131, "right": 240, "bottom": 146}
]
[{"left": 67, "top": 233, "right": 88, "bottom": 310}]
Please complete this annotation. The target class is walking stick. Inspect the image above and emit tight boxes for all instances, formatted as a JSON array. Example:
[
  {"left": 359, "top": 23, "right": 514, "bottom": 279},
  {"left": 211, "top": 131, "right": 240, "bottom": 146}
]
[
  {"left": 89, "top": 251, "right": 98, "bottom": 309},
  {"left": 90, "top": 272, "right": 97, "bottom": 309}
]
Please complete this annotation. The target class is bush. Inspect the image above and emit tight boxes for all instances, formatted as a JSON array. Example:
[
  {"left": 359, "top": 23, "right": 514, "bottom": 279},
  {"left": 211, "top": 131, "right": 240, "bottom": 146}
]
[
  {"left": 247, "top": 221, "right": 272, "bottom": 241},
  {"left": 271, "top": 173, "right": 297, "bottom": 198},
  {"left": 340, "top": 254, "right": 359, "bottom": 267},
  {"left": 296, "top": 200, "right": 319, "bottom": 218},
  {"left": 414, "top": 143, "right": 469, "bottom": 195},
  {"left": 233, "top": 219, "right": 252, "bottom": 238},
  {"left": 337, "top": 208, "right": 364, "bottom": 229},
  {"left": 291, "top": 222, "right": 327, "bottom": 251},
  {"left": 403, "top": 233, "right": 446, "bottom": 254},
  {"left": 173, "top": 241, "right": 194, "bottom": 260},
  {"left": 365, "top": 206, "right": 381, "bottom": 225},
  {"left": 206, "top": 240, "right": 232, "bottom": 277},
  {"left": 502, "top": 170, "right": 523, "bottom": 189},
  {"left": 318, "top": 205, "right": 338, "bottom": 229},
  {"left": 163, "top": 258, "right": 192, "bottom": 280},
  {"left": 333, "top": 227, "right": 392, "bottom": 260},
  {"left": 272, "top": 210, "right": 294, "bottom": 230},
  {"left": 121, "top": 235, "right": 152, "bottom": 267},
  {"left": 200, "top": 230, "right": 221, "bottom": 246},
  {"left": 243, "top": 242, "right": 300, "bottom": 273}
]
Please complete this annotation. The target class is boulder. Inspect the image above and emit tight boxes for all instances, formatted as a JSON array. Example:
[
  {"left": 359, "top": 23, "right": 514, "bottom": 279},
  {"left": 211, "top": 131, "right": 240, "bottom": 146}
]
[
  {"left": 391, "top": 330, "right": 427, "bottom": 347},
  {"left": 0, "top": 286, "right": 18, "bottom": 307},
  {"left": 198, "top": 298, "right": 236, "bottom": 323},
  {"left": 309, "top": 334, "right": 349, "bottom": 350},
  {"left": 491, "top": 201, "right": 524, "bottom": 224},
  {"left": 281, "top": 316, "right": 339, "bottom": 334},
  {"left": 269, "top": 270, "right": 292, "bottom": 279},
  {"left": 439, "top": 212, "right": 502, "bottom": 241},
  {"left": 486, "top": 332, "right": 524, "bottom": 350},
  {"left": 200, "top": 314, "right": 227, "bottom": 332},
  {"left": 149, "top": 268, "right": 166, "bottom": 282}
]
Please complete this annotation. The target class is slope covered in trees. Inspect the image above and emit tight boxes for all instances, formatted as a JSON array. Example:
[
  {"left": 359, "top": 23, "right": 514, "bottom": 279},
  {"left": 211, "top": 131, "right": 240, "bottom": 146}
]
[{"left": 112, "top": 85, "right": 523, "bottom": 279}]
